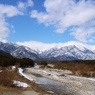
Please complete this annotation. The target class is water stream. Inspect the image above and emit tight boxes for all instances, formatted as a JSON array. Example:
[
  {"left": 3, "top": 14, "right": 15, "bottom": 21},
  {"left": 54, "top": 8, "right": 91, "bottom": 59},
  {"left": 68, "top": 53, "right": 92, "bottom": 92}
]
[{"left": 33, "top": 74, "right": 72, "bottom": 95}]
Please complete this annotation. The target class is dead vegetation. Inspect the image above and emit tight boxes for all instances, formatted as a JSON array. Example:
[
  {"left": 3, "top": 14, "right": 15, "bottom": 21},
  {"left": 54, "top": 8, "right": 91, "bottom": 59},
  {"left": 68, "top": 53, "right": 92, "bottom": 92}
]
[
  {"left": 53, "top": 60, "right": 95, "bottom": 77},
  {"left": 37, "top": 60, "right": 95, "bottom": 77},
  {"left": 0, "top": 67, "right": 47, "bottom": 94}
]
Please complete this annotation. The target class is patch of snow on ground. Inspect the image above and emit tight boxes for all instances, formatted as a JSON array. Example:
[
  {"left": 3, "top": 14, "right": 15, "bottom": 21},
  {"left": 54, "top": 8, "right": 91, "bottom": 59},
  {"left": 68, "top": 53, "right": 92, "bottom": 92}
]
[
  {"left": 12, "top": 66, "right": 16, "bottom": 70},
  {"left": 18, "top": 68, "right": 33, "bottom": 81},
  {"left": 13, "top": 80, "right": 29, "bottom": 88}
]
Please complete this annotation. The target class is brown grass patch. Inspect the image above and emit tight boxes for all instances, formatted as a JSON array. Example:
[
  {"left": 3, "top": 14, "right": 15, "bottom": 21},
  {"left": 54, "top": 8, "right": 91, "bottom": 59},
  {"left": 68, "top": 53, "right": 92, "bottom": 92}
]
[
  {"left": 0, "top": 68, "right": 47, "bottom": 94},
  {"left": 52, "top": 61, "right": 95, "bottom": 77}
]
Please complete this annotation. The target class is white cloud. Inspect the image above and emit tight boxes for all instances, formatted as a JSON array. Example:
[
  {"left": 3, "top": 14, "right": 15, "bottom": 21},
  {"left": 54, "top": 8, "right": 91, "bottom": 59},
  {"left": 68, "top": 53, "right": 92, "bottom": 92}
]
[
  {"left": 31, "top": 0, "right": 95, "bottom": 43},
  {"left": 18, "top": 2, "right": 26, "bottom": 10},
  {"left": 0, "top": 4, "right": 23, "bottom": 17},
  {"left": 27, "top": 0, "right": 34, "bottom": 7},
  {"left": 0, "top": 0, "right": 34, "bottom": 39},
  {"left": 16, "top": 40, "right": 95, "bottom": 52},
  {"left": 0, "top": 4, "right": 23, "bottom": 39},
  {"left": 17, "top": 41, "right": 57, "bottom": 52},
  {"left": 0, "top": 18, "right": 9, "bottom": 38},
  {"left": 71, "top": 26, "right": 95, "bottom": 42},
  {"left": 18, "top": 0, "right": 33, "bottom": 10}
]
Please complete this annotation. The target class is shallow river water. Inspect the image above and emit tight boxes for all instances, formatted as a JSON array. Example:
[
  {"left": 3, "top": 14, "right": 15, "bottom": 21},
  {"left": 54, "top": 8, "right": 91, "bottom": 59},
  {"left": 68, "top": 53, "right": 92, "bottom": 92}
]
[{"left": 34, "top": 74, "right": 73, "bottom": 95}]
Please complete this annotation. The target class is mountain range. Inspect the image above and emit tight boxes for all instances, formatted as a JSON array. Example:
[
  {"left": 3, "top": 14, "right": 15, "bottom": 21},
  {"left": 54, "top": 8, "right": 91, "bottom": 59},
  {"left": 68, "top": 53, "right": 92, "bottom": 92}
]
[
  {"left": 0, "top": 40, "right": 95, "bottom": 61},
  {"left": 0, "top": 41, "right": 39, "bottom": 60}
]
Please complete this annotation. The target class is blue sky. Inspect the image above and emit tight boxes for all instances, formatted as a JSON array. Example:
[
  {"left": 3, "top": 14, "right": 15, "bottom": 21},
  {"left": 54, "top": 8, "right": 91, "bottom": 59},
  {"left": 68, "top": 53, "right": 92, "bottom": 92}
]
[{"left": 0, "top": 0, "right": 95, "bottom": 45}]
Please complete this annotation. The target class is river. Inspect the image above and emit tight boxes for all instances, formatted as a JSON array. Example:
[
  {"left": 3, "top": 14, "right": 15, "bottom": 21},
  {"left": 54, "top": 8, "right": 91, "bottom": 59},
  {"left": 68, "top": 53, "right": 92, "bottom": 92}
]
[
  {"left": 23, "top": 68, "right": 95, "bottom": 95},
  {"left": 32, "top": 73, "right": 73, "bottom": 95}
]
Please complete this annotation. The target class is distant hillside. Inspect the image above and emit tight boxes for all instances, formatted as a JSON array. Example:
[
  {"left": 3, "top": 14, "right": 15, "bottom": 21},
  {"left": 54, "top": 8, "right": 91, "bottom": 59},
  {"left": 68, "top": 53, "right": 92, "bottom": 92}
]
[
  {"left": 0, "top": 41, "right": 39, "bottom": 61},
  {"left": 0, "top": 50, "right": 13, "bottom": 58},
  {"left": 0, "top": 50, "right": 34, "bottom": 67},
  {"left": 1, "top": 41, "right": 95, "bottom": 61}
]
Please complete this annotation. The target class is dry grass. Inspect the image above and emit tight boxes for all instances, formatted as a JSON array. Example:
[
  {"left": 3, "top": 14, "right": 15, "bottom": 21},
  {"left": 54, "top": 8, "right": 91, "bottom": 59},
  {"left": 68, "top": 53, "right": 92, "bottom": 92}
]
[
  {"left": 0, "top": 67, "right": 47, "bottom": 94},
  {"left": 0, "top": 69, "right": 26, "bottom": 92},
  {"left": 52, "top": 61, "right": 95, "bottom": 77}
]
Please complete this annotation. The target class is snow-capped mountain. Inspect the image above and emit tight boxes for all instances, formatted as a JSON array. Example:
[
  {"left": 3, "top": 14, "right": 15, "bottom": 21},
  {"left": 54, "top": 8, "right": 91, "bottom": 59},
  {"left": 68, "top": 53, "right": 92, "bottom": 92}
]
[
  {"left": 41, "top": 45, "right": 95, "bottom": 61},
  {"left": 0, "top": 41, "right": 39, "bottom": 60},
  {"left": 0, "top": 40, "right": 95, "bottom": 61},
  {"left": 11, "top": 46, "right": 39, "bottom": 60},
  {"left": 16, "top": 41, "right": 95, "bottom": 53},
  {"left": 39, "top": 41, "right": 95, "bottom": 61}
]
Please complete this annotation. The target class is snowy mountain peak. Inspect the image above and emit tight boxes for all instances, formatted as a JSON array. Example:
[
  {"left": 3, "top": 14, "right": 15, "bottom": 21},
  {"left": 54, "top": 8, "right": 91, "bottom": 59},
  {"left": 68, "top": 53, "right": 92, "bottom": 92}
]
[
  {"left": 40, "top": 42, "right": 95, "bottom": 61},
  {"left": 48, "top": 41, "right": 87, "bottom": 52},
  {"left": 0, "top": 41, "right": 39, "bottom": 60},
  {"left": 17, "top": 41, "right": 93, "bottom": 53},
  {"left": 0, "top": 40, "right": 95, "bottom": 61},
  {"left": 62, "top": 41, "right": 85, "bottom": 47},
  {"left": 0, "top": 39, "right": 9, "bottom": 43}
]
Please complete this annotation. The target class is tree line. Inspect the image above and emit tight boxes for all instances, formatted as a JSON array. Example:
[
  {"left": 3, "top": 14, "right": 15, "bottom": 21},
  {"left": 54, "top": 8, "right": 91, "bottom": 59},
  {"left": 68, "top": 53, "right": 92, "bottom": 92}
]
[{"left": 0, "top": 50, "right": 34, "bottom": 67}]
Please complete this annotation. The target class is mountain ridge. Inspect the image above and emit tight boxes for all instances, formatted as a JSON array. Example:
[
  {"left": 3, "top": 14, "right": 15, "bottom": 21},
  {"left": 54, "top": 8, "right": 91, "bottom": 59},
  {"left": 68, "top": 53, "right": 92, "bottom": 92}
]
[
  {"left": 41, "top": 44, "right": 95, "bottom": 61},
  {"left": 0, "top": 40, "right": 95, "bottom": 61},
  {"left": 16, "top": 41, "right": 95, "bottom": 52},
  {"left": 0, "top": 41, "right": 40, "bottom": 60}
]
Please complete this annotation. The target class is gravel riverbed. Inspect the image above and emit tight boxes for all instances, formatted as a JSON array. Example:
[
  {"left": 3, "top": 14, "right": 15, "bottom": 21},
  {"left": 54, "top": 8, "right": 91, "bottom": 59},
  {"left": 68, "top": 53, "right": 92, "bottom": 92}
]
[{"left": 24, "top": 68, "right": 95, "bottom": 95}]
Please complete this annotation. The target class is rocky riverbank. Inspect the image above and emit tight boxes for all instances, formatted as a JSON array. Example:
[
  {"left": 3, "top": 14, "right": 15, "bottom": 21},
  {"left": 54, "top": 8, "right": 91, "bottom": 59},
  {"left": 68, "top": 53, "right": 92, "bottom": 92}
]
[{"left": 24, "top": 68, "right": 95, "bottom": 95}]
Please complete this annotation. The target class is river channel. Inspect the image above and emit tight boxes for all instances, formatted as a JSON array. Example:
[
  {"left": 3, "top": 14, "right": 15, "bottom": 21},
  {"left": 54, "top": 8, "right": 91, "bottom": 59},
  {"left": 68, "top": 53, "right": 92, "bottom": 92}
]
[{"left": 32, "top": 73, "right": 73, "bottom": 95}]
